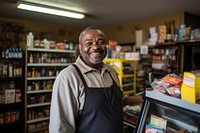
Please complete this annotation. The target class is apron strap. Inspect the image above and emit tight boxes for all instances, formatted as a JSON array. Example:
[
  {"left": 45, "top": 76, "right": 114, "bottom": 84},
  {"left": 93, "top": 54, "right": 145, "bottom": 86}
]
[{"left": 72, "top": 64, "right": 88, "bottom": 88}]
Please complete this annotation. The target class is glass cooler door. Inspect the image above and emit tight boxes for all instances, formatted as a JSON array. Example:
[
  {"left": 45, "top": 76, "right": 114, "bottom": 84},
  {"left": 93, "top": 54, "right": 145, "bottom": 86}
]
[{"left": 134, "top": 91, "right": 200, "bottom": 133}]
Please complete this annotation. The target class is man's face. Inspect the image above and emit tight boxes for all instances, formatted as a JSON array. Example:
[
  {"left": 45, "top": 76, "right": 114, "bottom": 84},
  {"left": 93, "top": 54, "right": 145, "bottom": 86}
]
[{"left": 79, "top": 29, "right": 107, "bottom": 68}]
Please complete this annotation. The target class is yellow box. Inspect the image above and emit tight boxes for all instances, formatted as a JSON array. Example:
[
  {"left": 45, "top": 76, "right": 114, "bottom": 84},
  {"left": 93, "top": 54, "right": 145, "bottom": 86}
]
[{"left": 181, "top": 72, "right": 200, "bottom": 103}]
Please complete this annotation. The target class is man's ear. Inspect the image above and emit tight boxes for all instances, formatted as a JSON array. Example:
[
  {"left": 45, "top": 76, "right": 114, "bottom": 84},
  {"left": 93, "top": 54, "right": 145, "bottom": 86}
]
[
  {"left": 79, "top": 44, "right": 82, "bottom": 54},
  {"left": 79, "top": 44, "right": 81, "bottom": 49}
]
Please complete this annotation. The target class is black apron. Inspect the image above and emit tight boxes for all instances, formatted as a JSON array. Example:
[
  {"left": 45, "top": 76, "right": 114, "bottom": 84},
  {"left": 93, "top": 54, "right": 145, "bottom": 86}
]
[{"left": 72, "top": 64, "right": 123, "bottom": 133}]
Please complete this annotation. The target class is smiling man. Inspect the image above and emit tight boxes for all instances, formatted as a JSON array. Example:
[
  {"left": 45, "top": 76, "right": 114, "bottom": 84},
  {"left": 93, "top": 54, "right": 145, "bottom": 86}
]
[
  {"left": 78, "top": 26, "right": 107, "bottom": 68},
  {"left": 49, "top": 26, "right": 143, "bottom": 133}
]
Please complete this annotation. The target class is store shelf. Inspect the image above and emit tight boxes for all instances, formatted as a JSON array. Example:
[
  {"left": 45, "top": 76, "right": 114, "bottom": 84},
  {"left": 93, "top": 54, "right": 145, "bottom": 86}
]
[
  {"left": 136, "top": 47, "right": 153, "bottom": 93},
  {"left": 123, "top": 103, "right": 142, "bottom": 131},
  {"left": 28, "top": 125, "right": 49, "bottom": 133},
  {"left": 104, "top": 58, "right": 137, "bottom": 95},
  {"left": 27, "top": 76, "right": 56, "bottom": 80},
  {"left": 28, "top": 63, "right": 71, "bottom": 67},
  {"left": 25, "top": 47, "right": 76, "bottom": 132},
  {"left": 27, "top": 117, "right": 50, "bottom": 124},
  {"left": 104, "top": 58, "right": 137, "bottom": 62},
  {"left": 27, "top": 89, "right": 52, "bottom": 94},
  {"left": 27, "top": 102, "right": 51, "bottom": 108},
  {"left": 0, "top": 48, "right": 25, "bottom": 133},
  {"left": 122, "top": 74, "right": 135, "bottom": 78},
  {"left": 136, "top": 44, "right": 180, "bottom": 92},
  {"left": 123, "top": 121, "right": 136, "bottom": 128},
  {"left": 27, "top": 47, "right": 76, "bottom": 53},
  {"left": 123, "top": 90, "right": 134, "bottom": 95}
]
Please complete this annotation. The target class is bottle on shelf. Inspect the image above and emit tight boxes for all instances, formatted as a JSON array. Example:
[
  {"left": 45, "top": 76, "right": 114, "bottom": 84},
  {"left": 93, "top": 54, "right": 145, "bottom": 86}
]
[
  {"left": 8, "top": 62, "right": 13, "bottom": 77},
  {"left": 27, "top": 32, "right": 34, "bottom": 48},
  {"left": 29, "top": 54, "right": 33, "bottom": 63},
  {"left": 32, "top": 67, "right": 36, "bottom": 77}
]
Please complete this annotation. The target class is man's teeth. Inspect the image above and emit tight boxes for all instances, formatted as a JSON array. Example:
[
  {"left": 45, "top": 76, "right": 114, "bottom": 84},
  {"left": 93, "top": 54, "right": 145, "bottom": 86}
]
[{"left": 91, "top": 53, "right": 100, "bottom": 55}]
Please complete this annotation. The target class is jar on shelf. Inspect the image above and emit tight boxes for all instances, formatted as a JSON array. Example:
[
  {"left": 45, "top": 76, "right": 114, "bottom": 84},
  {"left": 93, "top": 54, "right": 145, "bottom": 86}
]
[
  {"left": 32, "top": 68, "right": 36, "bottom": 77},
  {"left": 35, "top": 82, "right": 39, "bottom": 90},
  {"left": 9, "top": 81, "right": 15, "bottom": 89},
  {"left": 27, "top": 85, "right": 32, "bottom": 91}
]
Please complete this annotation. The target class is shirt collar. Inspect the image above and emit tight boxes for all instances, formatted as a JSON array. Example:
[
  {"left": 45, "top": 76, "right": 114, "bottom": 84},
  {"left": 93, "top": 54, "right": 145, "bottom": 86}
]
[{"left": 75, "top": 56, "right": 112, "bottom": 74}]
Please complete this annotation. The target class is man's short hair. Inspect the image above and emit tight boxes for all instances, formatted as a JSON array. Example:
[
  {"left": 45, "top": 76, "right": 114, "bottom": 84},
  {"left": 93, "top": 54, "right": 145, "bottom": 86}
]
[{"left": 79, "top": 26, "right": 106, "bottom": 42}]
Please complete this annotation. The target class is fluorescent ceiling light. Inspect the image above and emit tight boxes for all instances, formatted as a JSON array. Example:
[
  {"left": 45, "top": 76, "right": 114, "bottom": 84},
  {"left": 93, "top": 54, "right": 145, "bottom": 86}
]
[{"left": 17, "top": 2, "right": 85, "bottom": 19}]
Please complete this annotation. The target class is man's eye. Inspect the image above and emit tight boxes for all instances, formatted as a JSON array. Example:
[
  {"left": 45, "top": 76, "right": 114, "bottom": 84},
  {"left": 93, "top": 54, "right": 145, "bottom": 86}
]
[
  {"left": 85, "top": 41, "right": 93, "bottom": 45},
  {"left": 85, "top": 40, "right": 105, "bottom": 45},
  {"left": 97, "top": 40, "right": 105, "bottom": 45}
]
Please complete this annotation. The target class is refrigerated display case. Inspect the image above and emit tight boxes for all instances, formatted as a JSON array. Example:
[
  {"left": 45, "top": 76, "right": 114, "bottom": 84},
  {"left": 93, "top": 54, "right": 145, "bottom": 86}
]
[{"left": 134, "top": 91, "right": 200, "bottom": 133}]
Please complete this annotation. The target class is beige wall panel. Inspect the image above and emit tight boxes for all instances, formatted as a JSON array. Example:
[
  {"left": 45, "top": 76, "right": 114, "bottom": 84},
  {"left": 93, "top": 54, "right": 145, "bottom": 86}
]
[
  {"left": 1, "top": 11, "right": 186, "bottom": 46},
  {"left": 103, "top": 11, "right": 185, "bottom": 44},
  {"left": 0, "top": 17, "right": 81, "bottom": 43}
]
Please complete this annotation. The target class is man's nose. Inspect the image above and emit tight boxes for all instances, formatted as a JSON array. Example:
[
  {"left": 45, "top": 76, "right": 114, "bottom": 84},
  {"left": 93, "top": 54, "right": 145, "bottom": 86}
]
[{"left": 92, "top": 42, "right": 101, "bottom": 48}]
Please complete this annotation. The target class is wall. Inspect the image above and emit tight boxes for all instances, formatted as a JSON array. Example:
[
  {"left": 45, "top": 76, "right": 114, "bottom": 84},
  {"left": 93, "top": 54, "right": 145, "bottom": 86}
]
[
  {"left": 184, "top": 12, "right": 200, "bottom": 28},
  {"left": 103, "top": 11, "right": 185, "bottom": 44},
  {"left": 0, "top": 11, "right": 187, "bottom": 47},
  {"left": 0, "top": 17, "right": 81, "bottom": 44}
]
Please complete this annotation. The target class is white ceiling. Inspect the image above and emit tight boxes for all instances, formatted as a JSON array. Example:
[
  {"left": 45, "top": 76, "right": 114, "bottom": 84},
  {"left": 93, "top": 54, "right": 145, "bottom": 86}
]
[{"left": 1, "top": 0, "right": 200, "bottom": 28}]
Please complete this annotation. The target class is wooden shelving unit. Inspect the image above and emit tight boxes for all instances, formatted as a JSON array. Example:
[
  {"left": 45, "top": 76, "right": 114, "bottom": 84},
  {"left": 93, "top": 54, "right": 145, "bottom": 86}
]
[
  {"left": 25, "top": 47, "right": 76, "bottom": 133},
  {"left": 0, "top": 48, "right": 25, "bottom": 133}
]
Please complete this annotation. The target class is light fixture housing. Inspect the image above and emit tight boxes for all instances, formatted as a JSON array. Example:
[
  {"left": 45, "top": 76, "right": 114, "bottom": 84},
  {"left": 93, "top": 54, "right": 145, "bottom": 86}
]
[{"left": 17, "top": 1, "right": 85, "bottom": 19}]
